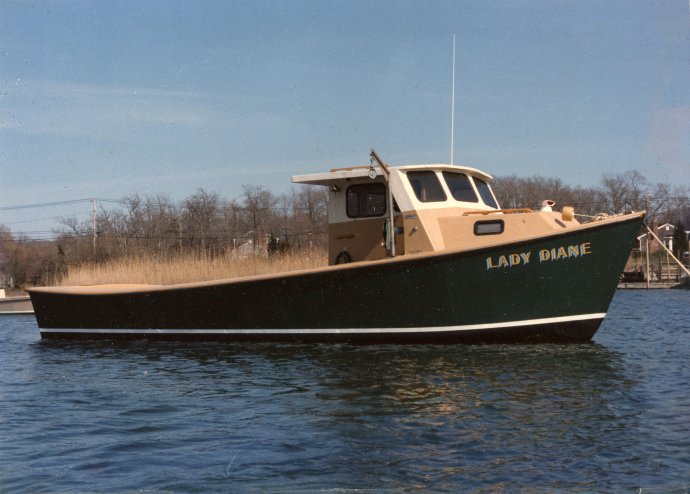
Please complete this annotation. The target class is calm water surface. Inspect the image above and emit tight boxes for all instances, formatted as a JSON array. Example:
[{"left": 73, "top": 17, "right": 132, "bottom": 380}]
[{"left": 1, "top": 290, "right": 689, "bottom": 492}]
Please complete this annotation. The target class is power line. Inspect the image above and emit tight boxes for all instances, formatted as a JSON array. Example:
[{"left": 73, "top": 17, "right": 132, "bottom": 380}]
[
  {"left": 1, "top": 212, "right": 90, "bottom": 225},
  {"left": 0, "top": 199, "right": 91, "bottom": 211},
  {"left": 2, "top": 230, "right": 328, "bottom": 242},
  {"left": 0, "top": 198, "right": 124, "bottom": 211}
]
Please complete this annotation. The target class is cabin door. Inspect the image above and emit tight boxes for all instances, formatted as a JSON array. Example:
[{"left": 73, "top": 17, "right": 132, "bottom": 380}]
[{"left": 329, "top": 182, "right": 403, "bottom": 264}]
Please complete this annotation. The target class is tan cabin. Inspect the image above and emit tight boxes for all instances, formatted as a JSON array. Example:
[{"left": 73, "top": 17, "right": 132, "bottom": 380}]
[{"left": 292, "top": 152, "right": 579, "bottom": 265}]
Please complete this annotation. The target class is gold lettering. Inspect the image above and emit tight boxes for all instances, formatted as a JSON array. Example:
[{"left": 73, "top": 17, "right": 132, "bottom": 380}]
[
  {"left": 487, "top": 246, "right": 587, "bottom": 269},
  {"left": 532, "top": 242, "right": 592, "bottom": 265}
]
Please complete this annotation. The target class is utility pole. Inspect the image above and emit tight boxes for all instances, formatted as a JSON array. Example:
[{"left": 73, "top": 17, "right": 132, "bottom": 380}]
[
  {"left": 92, "top": 198, "right": 97, "bottom": 258},
  {"left": 645, "top": 234, "right": 650, "bottom": 290},
  {"left": 645, "top": 195, "right": 650, "bottom": 290}
]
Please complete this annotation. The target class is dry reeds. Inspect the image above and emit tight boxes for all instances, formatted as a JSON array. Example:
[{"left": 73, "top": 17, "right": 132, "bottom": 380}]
[{"left": 58, "top": 248, "right": 328, "bottom": 286}]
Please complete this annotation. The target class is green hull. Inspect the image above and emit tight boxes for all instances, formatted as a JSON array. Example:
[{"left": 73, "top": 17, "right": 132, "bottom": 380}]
[{"left": 30, "top": 213, "right": 643, "bottom": 343}]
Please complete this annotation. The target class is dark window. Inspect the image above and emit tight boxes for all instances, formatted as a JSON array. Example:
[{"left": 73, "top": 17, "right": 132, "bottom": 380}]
[
  {"left": 474, "top": 220, "right": 504, "bottom": 235},
  {"left": 443, "top": 172, "right": 478, "bottom": 202},
  {"left": 346, "top": 183, "right": 387, "bottom": 218},
  {"left": 407, "top": 171, "right": 447, "bottom": 202},
  {"left": 474, "top": 178, "right": 498, "bottom": 209}
]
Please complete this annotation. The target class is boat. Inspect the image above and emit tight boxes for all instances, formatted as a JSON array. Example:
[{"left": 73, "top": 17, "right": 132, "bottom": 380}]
[
  {"left": 29, "top": 150, "right": 645, "bottom": 343},
  {"left": 0, "top": 291, "right": 34, "bottom": 315}
]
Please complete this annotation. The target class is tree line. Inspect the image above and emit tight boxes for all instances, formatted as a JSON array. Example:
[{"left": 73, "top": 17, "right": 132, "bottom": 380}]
[
  {"left": 1, "top": 185, "right": 328, "bottom": 287},
  {"left": 57, "top": 185, "right": 328, "bottom": 260},
  {"left": 493, "top": 170, "right": 689, "bottom": 220},
  {"left": 1, "top": 170, "right": 688, "bottom": 288}
]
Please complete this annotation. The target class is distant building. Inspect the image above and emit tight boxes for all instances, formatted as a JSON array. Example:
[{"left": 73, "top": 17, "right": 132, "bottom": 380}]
[
  {"left": 659, "top": 223, "right": 676, "bottom": 251},
  {"left": 636, "top": 223, "right": 680, "bottom": 253}
]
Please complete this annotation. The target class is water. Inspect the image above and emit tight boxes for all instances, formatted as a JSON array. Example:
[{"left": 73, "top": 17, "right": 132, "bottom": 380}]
[{"left": 1, "top": 290, "right": 689, "bottom": 493}]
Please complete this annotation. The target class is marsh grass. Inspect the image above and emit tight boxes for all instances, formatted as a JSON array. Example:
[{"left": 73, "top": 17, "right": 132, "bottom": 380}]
[{"left": 59, "top": 248, "right": 328, "bottom": 286}]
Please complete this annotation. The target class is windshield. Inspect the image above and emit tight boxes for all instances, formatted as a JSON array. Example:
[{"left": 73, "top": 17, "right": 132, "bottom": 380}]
[
  {"left": 407, "top": 171, "right": 447, "bottom": 202},
  {"left": 443, "top": 172, "right": 478, "bottom": 202},
  {"left": 474, "top": 178, "right": 499, "bottom": 208}
]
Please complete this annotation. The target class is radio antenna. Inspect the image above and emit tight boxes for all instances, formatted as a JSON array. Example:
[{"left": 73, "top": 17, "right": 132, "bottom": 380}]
[{"left": 450, "top": 34, "right": 456, "bottom": 166}]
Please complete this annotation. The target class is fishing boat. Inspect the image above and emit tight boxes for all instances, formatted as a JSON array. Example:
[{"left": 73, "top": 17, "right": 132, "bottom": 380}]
[{"left": 29, "top": 150, "right": 644, "bottom": 343}]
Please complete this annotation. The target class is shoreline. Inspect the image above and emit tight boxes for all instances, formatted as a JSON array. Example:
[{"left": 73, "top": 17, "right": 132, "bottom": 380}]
[{"left": 618, "top": 281, "right": 688, "bottom": 290}]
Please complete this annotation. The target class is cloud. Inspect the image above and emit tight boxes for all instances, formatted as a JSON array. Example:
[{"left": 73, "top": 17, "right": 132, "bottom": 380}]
[
  {"left": 0, "top": 78, "right": 303, "bottom": 152},
  {"left": 0, "top": 79, "right": 215, "bottom": 142}
]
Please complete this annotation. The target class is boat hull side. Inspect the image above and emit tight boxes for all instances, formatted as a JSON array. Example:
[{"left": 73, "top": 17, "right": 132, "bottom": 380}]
[{"left": 30, "top": 213, "right": 643, "bottom": 343}]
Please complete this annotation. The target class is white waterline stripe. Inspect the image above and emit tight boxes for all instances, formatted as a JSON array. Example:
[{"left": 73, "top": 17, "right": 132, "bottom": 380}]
[{"left": 41, "top": 313, "right": 606, "bottom": 334}]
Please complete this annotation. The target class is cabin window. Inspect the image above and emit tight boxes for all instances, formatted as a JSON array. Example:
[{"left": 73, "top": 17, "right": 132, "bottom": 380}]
[
  {"left": 346, "top": 183, "right": 387, "bottom": 218},
  {"left": 475, "top": 178, "right": 499, "bottom": 209},
  {"left": 407, "top": 171, "right": 447, "bottom": 202},
  {"left": 443, "top": 172, "right": 478, "bottom": 202},
  {"left": 474, "top": 220, "right": 504, "bottom": 235}
]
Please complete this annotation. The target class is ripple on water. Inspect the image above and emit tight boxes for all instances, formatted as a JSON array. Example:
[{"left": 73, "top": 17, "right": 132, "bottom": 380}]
[{"left": 1, "top": 290, "right": 689, "bottom": 492}]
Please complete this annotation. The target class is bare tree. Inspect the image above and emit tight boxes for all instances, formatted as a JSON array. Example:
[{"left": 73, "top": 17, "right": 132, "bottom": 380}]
[
  {"left": 183, "top": 189, "right": 220, "bottom": 254},
  {"left": 242, "top": 185, "right": 277, "bottom": 253},
  {"left": 293, "top": 186, "right": 327, "bottom": 226},
  {"left": 0, "top": 227, "right": 64, "bottom": 287},
  {"left": 601, "top": 170, "right": 650, "bottom": 214},
  {"left": 601, "top": 173, "right": 629, "bottom": 214},
  {"left": 493, "top": 175, "right": 571, "bottom": 210},
  {"left": 220, "top": 198, "right": 243, "bottom": 249}
]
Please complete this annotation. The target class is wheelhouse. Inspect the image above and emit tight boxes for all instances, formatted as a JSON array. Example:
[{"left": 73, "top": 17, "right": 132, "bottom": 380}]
[{"left": 292, "top": 151, "right": 578, "bottom": 265}]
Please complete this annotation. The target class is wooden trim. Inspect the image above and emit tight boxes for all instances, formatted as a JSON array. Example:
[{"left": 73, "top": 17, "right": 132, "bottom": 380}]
[
  {"left": 329, "top": 165, "right": 370, "bottom": 173},
  {"left": 462, "top": 208, "right": 533, "bottom": 216}
]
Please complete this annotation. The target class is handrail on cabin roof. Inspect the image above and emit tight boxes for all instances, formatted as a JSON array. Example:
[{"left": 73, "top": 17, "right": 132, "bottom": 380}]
[
  {"left": 462, "top": 208, "right": 533, "bottom": 216},
  {"left": 329, "top": 166, "right": 370, "bottom": 173}
]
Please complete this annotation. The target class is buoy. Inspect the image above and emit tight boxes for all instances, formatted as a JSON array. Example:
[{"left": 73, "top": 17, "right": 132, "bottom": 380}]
[{"left": 562, "top": 206, "right": 575, "bottom": 222}]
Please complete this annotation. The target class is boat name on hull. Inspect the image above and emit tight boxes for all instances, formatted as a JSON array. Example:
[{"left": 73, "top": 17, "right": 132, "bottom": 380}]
[{"left": 485, "top": 242, "right": 592, "bottom": 270}]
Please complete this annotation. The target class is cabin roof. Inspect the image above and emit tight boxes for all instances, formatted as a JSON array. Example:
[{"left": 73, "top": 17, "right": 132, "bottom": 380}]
[{"left": 292, "top": 163, "right": 493, "bottom": 186}]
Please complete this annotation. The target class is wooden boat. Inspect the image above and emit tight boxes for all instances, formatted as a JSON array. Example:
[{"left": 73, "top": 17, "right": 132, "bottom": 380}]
[{"left": 29, "top": 150, "right": 644, "bottom": 343}]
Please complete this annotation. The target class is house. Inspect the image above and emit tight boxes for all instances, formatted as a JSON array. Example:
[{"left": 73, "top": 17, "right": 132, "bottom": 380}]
[{"left": 636, "top": 223, "right": 678, "bottom": 253}]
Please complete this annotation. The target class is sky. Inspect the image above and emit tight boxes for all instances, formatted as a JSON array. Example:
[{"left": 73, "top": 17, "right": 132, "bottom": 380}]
[{"left": 1, "top": 0, "right": 689, "bottom": 237}]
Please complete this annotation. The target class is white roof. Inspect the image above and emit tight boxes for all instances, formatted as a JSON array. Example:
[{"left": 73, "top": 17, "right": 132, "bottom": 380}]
[
  {"left": 292, "top": 163, "right": 493, "bottom": 186},
  {"left": 292, "top": 167, "right": 373, "bottom": 186}
]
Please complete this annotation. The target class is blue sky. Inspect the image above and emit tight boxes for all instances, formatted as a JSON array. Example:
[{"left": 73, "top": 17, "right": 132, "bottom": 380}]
[{"left": 1, "top": 0, "right": 689, "bottom": 235}]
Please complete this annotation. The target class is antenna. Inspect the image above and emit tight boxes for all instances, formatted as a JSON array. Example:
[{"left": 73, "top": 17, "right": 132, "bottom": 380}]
[{"left": 450, "top": 34, "right": 456, "bottom": 166}]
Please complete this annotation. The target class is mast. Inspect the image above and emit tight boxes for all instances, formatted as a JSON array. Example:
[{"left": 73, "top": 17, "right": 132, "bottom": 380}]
[{"left": 450, "top": 34, "right": 456, "bottom": 166}]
